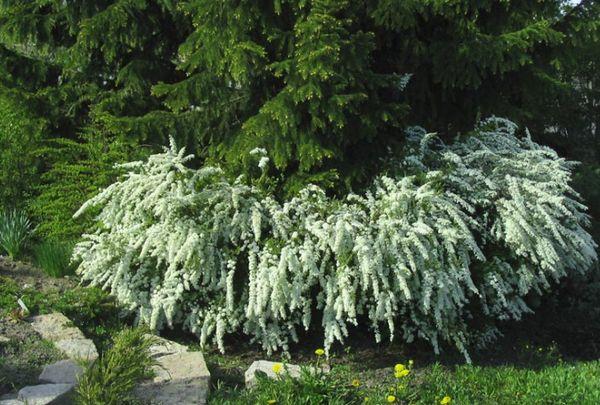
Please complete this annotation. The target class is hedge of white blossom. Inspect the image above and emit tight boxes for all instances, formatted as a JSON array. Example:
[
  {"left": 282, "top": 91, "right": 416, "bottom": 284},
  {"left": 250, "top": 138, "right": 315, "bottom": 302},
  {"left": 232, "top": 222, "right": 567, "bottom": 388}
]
[{"left": 73, "top": 118, "right": 597, "bottom": 361}]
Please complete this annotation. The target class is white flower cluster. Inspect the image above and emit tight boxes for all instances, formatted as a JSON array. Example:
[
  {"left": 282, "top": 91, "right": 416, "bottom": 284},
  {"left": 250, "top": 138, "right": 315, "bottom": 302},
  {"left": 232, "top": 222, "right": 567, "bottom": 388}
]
[{"left": 73, "top": 119, "right": 597, "bottom": 360}]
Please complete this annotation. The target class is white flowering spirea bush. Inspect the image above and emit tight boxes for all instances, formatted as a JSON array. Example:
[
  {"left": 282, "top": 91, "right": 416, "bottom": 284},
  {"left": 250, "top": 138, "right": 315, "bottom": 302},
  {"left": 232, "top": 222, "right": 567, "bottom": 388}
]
[{"left": 73, "top": 118, "right": 597, "bottom": 360}]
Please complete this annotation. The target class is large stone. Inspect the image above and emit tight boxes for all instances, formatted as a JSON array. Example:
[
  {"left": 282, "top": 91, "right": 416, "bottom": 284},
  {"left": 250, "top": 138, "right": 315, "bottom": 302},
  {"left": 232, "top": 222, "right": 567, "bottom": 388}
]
[
  {"left": 17, "top": 384, "right": 73, "bottom": 405},
  {"left": 244, "top": 360, "right": 330, "bottom": 388},
  {"left": 39, "top": 360, "right": 84, "bottom": 385},
  {"left": 245, "top": 360, "right": 302, "bottom": 388},
  {"left": 135, "top": 351, "right": 210, "bottom": 405},
  {"left": 29, "top": 313, "right": 84, "bottom": 341},
  {"left": 55, "top": 338, "right": 98, "bottom": 362},
  {"left": 146, "top": 334, "right": 188, "bottom": 358}
]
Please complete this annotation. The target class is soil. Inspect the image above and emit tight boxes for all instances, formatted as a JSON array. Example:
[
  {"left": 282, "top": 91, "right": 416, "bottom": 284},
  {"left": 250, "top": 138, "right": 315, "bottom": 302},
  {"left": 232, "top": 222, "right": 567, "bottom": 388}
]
[{"left": 0, "top": 256, "right": 75, "bottom": 293}]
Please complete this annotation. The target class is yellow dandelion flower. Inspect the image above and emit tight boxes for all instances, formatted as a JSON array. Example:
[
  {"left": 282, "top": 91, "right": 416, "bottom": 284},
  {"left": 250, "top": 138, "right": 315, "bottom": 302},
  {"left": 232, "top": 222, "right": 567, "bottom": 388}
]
[
  {"left": 272, "top": 363, "right": 283, "bottom": 374},
  {"left": 394, "top": 364, "right": 405, "bottom": 372},
  {"left": 363, "top": 397, "right": 370, "bottom": 403},
  {"left": 394, "top": 369, "right": 410, "bottom": 378},
  {"left": 440, "top": 396, "right": 452, "bottom": 404},
  {"left": 386, "top": 395, "right": 396, "bottom": 403},
  {"left": 408, "top": 359, "right": 414, "bottom": 367},
  {"left": 351, "top": 379, "right": 360, "bottom": 387},
  {"left": 314, "top": 348, "right": 325, "bottom": 356}
]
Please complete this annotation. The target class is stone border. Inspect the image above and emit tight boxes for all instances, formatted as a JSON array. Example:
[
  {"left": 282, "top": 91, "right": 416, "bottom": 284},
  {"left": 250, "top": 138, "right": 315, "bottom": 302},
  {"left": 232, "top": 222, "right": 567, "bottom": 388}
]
[{"left": 0, "top": 312, "right": 96, "bottom": 405}]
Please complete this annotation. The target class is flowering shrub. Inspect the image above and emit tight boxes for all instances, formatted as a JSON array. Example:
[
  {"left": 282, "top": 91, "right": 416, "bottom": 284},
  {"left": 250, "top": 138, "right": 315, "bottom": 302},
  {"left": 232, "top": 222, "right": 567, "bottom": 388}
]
[{"left": 73, "top": 118, "right": 597, "bottom": 360}]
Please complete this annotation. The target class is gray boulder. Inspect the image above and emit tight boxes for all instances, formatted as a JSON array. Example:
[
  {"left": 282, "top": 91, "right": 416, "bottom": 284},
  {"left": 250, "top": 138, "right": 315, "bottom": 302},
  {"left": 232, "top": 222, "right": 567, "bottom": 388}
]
[
  {"left": 17, "top": 384, "right": 73, "bottom": 405},
  {"left": 55, "top": 338, "right": 98, "bottom": 362},
  {"left": 135, "top": 351, "right": 210, "bottom": 405},
  {"left": 39, "top": 360, "right": 84, "bottom": 385}
]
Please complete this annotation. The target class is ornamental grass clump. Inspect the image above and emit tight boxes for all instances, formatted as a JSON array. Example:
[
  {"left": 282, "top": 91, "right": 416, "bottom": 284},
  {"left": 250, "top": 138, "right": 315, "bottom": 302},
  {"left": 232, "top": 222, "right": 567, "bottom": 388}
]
[
  {"left": 73, "top": 119, "right": 597, "bottom": 361},
  {"left": 0, "top": 209, "right": 33, "bottom": 259}
]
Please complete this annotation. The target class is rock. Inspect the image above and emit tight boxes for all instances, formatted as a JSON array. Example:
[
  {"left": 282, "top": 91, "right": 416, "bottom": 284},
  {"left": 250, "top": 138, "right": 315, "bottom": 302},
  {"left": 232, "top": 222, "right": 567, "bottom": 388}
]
[
  {"left": 245, "top": 360, "right": 303, "bottom": 388},
  {"left": 135, "top": 351, "right": 210, "bottom": 405},
  {"left": 244, "top": 360, "right": 330, "bottom": 388},
  {"left": 146, "top": 334, "right": 188, "bottom": 358},
  {"left": 55, "top": 338, "right": 98, "bottom": 362},
  {"left": 29, "top": 313, "right": 84, "bottom": 341},
  {"left": 17, "top": 384, "right": 73, "bottom": 405},
  {"left": 0, "top": 393, "right": 23, "bottom": 405},
  {"left": 39, "top": 360, "right": 84, "bottom": 385}
]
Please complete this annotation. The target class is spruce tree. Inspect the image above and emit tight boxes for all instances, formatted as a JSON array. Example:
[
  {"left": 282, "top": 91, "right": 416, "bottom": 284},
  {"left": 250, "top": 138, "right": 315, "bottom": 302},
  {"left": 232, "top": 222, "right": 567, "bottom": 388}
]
[{"left": 0, "top": 0, "right": 598, "bottom": 226}]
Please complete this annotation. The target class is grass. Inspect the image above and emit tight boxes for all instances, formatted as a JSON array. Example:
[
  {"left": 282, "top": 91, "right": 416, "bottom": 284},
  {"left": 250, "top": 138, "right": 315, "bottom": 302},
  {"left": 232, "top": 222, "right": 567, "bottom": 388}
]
[
  {"left": 33, "top": 240, "right": 75, "bottom": 277},
  {"left": 75, "top": 328, "right": 156, "bottom": 405},
  {"left": 210, "top": 360, "right": 362, "bottom": 404},
  {"left": 207, "top": 355, "right": 600, "bottom": 404},
  {"left": 414, "top": 361, "right": 600, "bottom": 404},
  {"left": 0, "top": 209, "right": 32, "bottom": 259}
]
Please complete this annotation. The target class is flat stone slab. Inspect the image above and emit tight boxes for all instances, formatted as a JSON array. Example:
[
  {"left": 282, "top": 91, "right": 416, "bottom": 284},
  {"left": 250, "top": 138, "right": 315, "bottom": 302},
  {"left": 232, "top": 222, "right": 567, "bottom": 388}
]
[
  {"left": 55, "top": 338, "right": 98, "bottom": 362},
  {"left": 39, "top": 360, "right": 84, "bottom": 385},
  {"left": 17, "top": 384, "right": 73, "bottom": 405},
  {"left": 135, "top": 351, "right": 210, "bottom": 405},
  {"left": 30, "top": 313, "right": 84, "bottom": 341},
  {"left": 146, "top": 334, "right": 188, "bottom": 358}
]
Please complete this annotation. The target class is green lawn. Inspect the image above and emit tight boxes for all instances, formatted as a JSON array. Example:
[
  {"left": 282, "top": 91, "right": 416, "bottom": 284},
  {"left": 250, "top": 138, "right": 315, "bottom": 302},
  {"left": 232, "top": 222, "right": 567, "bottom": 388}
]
[{"left": 207, "top": 359, "right": 600, "bottom": 404}]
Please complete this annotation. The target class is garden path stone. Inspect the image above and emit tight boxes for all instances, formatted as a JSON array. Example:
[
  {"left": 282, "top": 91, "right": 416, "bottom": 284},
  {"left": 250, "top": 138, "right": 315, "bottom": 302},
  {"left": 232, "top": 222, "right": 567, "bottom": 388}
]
[
  {"left": 17, "top": 383, "right": 73, "bottom": 405},
  {"left": 146, "top": 334, "right": 188, "bottom": 358},
  {"left": 38, "top": 359, "right": 84, "bottom": 385},
  {"left": 0, "top": 400, "right": 24, "bottom": 405},
  {"left": 245, "top": 360, "right": 303, "bottom": 387},
  {"left": 29, "top": 313, "right": 84, "bottom": 341},
  {"left": 55, "top": 338, "right": 98, "bottom": 362},
  {"left": 135, "top": 351, "right": 210, "bottom": 405}
]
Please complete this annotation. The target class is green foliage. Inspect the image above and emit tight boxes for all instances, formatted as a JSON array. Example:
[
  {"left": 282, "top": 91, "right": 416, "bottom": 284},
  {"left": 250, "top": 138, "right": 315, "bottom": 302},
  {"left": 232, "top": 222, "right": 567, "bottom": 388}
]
[
  {"left": 2, "top": 0, "right": 597, "bottom": 200},
  {"left": 33, "top": 240, "right": 75, "bottom": 278},
  {"left": 0, "top": 89, "right": 45, "bottom": 208},
  {"left": 75, "top": 328, "right": 156, "bottom": 405},
  {"left": 29, "top": 133, "right": 148, "bottom": 240},
  {"left": 416, "top": 361, "right": 600, "bottom": 404},
  {"left": 0, "top": 209, "right": 33, "bottom": 259},
  {"left": 210, "top": 361, "right": 360, "bottom": 405}
]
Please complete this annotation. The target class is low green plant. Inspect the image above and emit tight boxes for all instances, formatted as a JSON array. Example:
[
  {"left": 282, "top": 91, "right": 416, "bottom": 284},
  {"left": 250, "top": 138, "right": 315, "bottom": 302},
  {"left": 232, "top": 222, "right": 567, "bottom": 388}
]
[
  {"left": 33, "top": 240, "right": 75, "bottom": 278},
  {"left": 415, "top": 361, "right": 600, "bottom": 404},
  {"left": 0, "top": 209, "right": 33, "bottom": 259},
  {"left": 75, "top": 328, "right": 156, "bottom": 405},
  {"left": 210, "top": 351, "right": 361, "bottom": 404}
]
